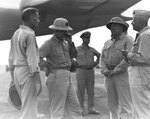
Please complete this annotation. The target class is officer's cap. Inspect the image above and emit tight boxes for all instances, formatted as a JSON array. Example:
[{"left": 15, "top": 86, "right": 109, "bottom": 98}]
[
  {"left": 133, "top": 10, "right": 150, "bottom": 21},
  {"left": 80, "top": 31, "right": 91, "bottom": 38}
]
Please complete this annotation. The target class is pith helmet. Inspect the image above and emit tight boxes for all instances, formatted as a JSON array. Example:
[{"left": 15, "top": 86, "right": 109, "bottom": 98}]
[
  {"left": 49, "top": 18, "right": 73, "bottom": 31},
  {"left": 80, "top": 31, "right": 91, "bottom": 38},
  {"left": 8, "top": 84, "right": 21, "bottom": 110},
  {"left": 106, "top": 17, "right": 127, "bottom": 32}
]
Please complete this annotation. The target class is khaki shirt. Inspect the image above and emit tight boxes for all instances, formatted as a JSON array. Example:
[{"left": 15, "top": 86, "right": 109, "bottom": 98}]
[
  {"left": 9, "top": 25, "right": 39, "bottom": 75},
  {"left": 76, "top": 45, "right": 100, "bottom": 67},
  {"left": 129, "top": 26, "right": 150, "bottom": 85},
  {"left": 130, "top": 26, "right": 150, "bottom": 65},
  {"left": 101, "top": 33, "right": 134, "bottom": 72},
  {"left": 39, "top": 36, "right": 74, "bottom": 69}
]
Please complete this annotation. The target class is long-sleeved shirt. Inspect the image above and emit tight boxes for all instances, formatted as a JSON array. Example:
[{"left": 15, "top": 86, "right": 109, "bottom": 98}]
[
  {"left": 101, "top": 33, "right": 134, "bottom": 72},
  {"left": 39, "top": 36, "right": 76, "bottom": 69},
  {"left": 128, "top": 26, "right": 150, "bottom": 85},
  {"left": 76, "top": 45, "right": 100, "bottom": 68},
  {"left": 129, "top": 26, "right": 150, "bottom": 66},
  {"left": 9, "top": 25, "right": 40, "bottom": 75}
]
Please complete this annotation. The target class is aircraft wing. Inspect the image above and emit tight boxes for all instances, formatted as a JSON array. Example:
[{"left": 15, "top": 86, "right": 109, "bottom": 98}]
[{"left": 0, "top": 0, "right": 141, "bottom": 40}]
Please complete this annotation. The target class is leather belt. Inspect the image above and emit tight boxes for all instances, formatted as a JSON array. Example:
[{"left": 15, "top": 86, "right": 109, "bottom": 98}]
[
  {"left": 15, "top": 65, "right": 27, "bottom": 67},
  {"left": 78, "top": 66, "right": 93, "bottom": 70},
  {"left": 107, "top": 65, "right": 116, "bottom": 70},
  {"left": 53, "top": 66, "right": 70, "bottom": 71}
]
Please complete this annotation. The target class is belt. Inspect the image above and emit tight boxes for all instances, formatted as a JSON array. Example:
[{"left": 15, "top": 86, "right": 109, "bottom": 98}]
[
  {"left": 15, "top": 65, "right": 27, "bottom": 67},
  {"left": 46, "top": 66, "right": 71, "bottom": 76},
  {"left": 78, "top": 66, "right": 93, "bottom": 70},
  {"left": 107, "top": 65, "right": 116, "bottom": 70},
  {"left": 52, "top": 66, "right": 70, "bottom": 71}
]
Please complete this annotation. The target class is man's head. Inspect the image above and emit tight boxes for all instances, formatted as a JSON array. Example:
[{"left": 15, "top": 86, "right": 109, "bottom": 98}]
[
  {"left": 80, "top": 31, "right": 91, "bottom": 45},
  {"left": 21, "top": 7, "right": 40, "bottom": 30},
  {"left": 49, "top": 18, "right": 72, "bottom": 39},
  {"left": 106, "top": 17, "right": 127, "bottom": 37},
  {"left": 132, "top": 10, "right": 150, "bottom": 32}
]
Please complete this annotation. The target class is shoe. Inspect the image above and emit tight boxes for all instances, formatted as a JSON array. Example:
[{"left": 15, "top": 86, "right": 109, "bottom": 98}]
[{"left": 88, "top": 108, "right": 100, "bottom": 115}]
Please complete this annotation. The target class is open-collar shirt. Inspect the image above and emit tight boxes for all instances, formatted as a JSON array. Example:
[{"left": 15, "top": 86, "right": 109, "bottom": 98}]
[
  {"left": 9, "top": 25, "right": 40, "bottom": 75},
  {"left": 76, "top": 45, "right": 100, "bottom": 67},
  {"left": 101, "top": 33, "right": 133, "bottom": 71},
  {"left": 39, "top": 36, "right": 72, "bottom": 69}
]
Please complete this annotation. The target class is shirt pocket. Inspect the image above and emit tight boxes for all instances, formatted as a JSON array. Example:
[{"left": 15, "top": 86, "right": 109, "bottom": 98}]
[{"left": 52, "top": 44, "right": 64, "bottom": 57}]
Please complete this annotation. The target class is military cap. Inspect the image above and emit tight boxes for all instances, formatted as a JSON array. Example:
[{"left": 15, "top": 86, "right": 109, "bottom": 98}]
[
  {"left": 133, "top": 10, "right": 150, "bottom": 21},
  {"left": 80, "top": 31, "right": 91, "bottom": 38}
]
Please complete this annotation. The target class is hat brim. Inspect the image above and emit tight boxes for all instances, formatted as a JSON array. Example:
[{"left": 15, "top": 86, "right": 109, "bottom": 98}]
[
  {"left": 49, "top": 25, "right": 73, "bottom": 31},
  {"left": 8, "top": 84, "right": 22, "bottom": 110},
  {"left": 106, "top": 22, "right": 127, "bottom": 31}
]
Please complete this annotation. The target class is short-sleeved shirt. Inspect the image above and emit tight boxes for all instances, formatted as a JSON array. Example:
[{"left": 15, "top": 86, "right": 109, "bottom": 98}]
[
  {"left": 76, "top": 45, "right": 100, "bottom": 67},
  {"left": 39, "top": 36, "right": 72, "bottom": 69}
]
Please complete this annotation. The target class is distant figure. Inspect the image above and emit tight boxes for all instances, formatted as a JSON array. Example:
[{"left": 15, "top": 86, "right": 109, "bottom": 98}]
[
  {"left": 6, "top": 65, "right": 10, "bottom": 72},
  {"left": 125, "top": 10, "right": 150, "bottom": 119},
  {"left": 39, "top": 18, "right": 82, "bottom": 119},
  {"left": 8, "top": 7, "right": 42, "bottom": 119},
  {"left": 76, "top": 31, "right": 100, "bottom": 115},
  {"left": 100, "top": 17, "right": 134, "bottom": 119}
]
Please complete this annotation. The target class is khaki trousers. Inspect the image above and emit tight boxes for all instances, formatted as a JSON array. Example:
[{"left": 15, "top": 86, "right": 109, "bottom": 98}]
[
  {"left": 105, "top": 71, "right": 133, "bottom": 119},
  {"left": 76, "top": 68, "right": 95, "bottom": 110},
  {"left": 14, "top": 66, "right": 38, "bottom": 119},
  {"left": 46, "top": 69, "right": 82, "bottom": 119},
  {"left": 129, "top": 67, "right": 150, "bottom": 119}
]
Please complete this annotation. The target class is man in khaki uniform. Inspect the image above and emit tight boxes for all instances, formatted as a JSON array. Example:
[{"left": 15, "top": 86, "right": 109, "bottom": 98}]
[
  {"left": 39, "top": 18, "right": 82, "bottom": 119},
  {"left": 124, "top": 10, "right": 150, "bottom": 119},
  {"left": 100, "top": 17, "right": 134, "bottom": 119},
  {"left": 8, "top": 8, "right": 42, "bottom": 119},
  {"left": 76, "top": 31, "right": 100, "bottom": 115}
]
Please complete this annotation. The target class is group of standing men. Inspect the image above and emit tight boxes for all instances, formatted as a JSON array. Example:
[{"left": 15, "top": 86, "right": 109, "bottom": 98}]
[
  {"left": 101, "top": 10, "right": 150, "bottom": 119},
  {"left": 8, "top": 6, "right": 150, "bottom": 119}
]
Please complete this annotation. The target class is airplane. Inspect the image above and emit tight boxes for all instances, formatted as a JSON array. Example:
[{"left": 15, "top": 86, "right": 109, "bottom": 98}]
[{"left": 0, "top": 0, "right": 141, "bottom": 41}]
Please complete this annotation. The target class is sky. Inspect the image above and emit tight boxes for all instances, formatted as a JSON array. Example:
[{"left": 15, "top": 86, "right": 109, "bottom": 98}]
[{"left": 0, "top": 0, "right": 150, "bottom": 65}]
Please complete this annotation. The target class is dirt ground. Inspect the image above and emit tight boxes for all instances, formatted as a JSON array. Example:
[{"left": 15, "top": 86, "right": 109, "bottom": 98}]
[{"left": 0, "top": 65, "right": 110, "bottom": 119}]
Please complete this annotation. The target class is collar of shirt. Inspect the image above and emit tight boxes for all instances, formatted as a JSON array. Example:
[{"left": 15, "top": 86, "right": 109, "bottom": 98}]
[
  {"left": 104, "top": 33, "right": 125, "bottom": 50},
  {"left": 139, "top": 26, "right": 150, "bottom": 35},
  {"left": 81, "top": 44, "right": 90, "bottom": 49},
  {"left": 52, "top": 35, "right": 65, "bottom": 44},
  {"left": 20, "top": 25, "right": 35, "bottom": 35},
  {"left": 114, "top": 33, "right": 125, "bottom": 41}
]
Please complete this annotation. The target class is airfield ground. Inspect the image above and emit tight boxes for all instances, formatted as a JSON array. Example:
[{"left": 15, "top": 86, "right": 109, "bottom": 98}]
[{"left": 0, "top": 66, "right": 110, "bottom": 119}]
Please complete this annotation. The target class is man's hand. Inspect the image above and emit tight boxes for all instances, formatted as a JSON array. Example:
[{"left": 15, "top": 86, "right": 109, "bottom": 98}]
[
  {"left": 64, "top": 33, "right": 72, "bottom": 44},
  {"left": 102, "top": 69, "right": 111, "bottom": 77},
  {"left": 121, "top": 50, "right": 129, "bottom": 62},
  {"left": 33, "top": 72, "right": 42, "bottom": 96},
  {"left": 110, "top": 70, "right": 118, "bottom": 76}
]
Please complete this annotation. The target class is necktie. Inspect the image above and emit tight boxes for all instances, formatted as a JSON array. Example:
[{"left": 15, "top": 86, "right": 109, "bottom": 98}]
[{"left": 134, "top": 33, "right": 139, "bottom": 43}]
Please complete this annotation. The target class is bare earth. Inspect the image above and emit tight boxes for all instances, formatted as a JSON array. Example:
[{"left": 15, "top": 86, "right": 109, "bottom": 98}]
[{"left": 0, "top": 66, "right": 109, "bottom": 119}]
